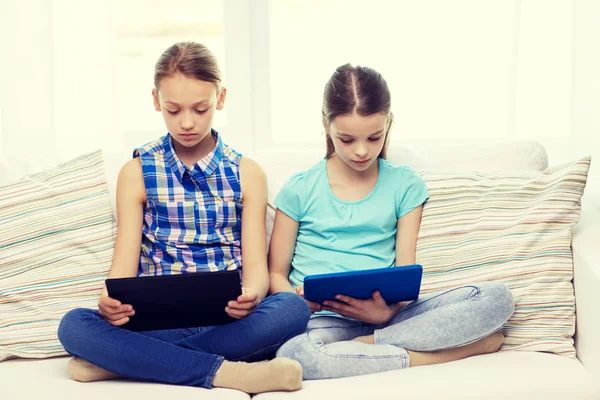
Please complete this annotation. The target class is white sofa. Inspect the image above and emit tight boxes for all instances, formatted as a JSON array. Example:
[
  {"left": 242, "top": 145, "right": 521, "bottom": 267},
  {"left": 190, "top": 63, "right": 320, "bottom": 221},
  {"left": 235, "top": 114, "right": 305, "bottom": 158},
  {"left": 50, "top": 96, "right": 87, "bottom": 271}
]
[{"left": 1, "top": 140, "right": 599, "bottom": 400}]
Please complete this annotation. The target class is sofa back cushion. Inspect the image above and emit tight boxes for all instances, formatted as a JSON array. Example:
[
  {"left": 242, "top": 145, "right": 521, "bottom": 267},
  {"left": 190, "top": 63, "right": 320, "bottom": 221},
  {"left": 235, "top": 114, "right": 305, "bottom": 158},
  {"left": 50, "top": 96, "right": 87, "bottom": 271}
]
[
  {"left": 250, "top": 140, "right": 548, "bottom": 245},
  {"left": 0, "top": 139, "right": 549, "bottom": 222},
  {"left": 251, "top": 140, "right": 548, "bottom": 204}
]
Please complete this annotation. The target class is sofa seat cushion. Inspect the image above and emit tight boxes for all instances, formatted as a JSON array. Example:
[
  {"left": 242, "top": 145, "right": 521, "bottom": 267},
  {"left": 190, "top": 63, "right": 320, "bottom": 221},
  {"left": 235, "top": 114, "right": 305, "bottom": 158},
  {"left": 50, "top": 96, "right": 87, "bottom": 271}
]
[
  {"left": 254, "top": 352, "right": 600, "bottom": 400},
  {"left": 0, "top": 356, "right": 249, "bottom": 399}
]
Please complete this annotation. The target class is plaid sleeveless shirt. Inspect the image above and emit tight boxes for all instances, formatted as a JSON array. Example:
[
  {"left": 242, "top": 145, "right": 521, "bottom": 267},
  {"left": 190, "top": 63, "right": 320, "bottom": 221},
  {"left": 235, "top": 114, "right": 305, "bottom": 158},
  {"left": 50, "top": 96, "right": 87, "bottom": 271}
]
[{"left": 133, "top": 130, "right": 242, "bottom": 276}]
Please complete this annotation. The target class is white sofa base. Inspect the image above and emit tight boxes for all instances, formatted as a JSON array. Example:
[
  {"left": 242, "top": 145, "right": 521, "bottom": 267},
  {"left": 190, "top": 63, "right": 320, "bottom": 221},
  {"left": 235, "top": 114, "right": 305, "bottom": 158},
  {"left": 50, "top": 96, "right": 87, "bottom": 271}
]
[
  {"left": 3, "top": 351, "right": 598, "bottom": 399},
  {"left": 255, "top": 351, "right": 600, "bottom": 400},
  {"left": 0, "top": 357, "right": 249, "bottom": 399}
]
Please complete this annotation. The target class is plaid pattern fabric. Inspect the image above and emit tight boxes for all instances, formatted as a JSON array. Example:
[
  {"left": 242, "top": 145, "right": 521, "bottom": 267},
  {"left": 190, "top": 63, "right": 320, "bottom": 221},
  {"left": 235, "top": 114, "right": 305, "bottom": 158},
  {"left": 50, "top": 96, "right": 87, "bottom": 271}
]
[{"left": 133, "top": 130, "right": 242, "bottom": 276}]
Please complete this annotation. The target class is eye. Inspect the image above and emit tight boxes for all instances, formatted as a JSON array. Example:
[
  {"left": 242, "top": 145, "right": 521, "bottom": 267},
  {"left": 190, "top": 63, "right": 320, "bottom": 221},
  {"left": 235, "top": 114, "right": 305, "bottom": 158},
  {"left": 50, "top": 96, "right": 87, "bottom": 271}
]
[
  {"left": 167, "top": 110, "right": 179, "bottom": 115},
  {"left": 195, "top": 109, "right": 208, "bottom": 114},
  {"left": 369, "top": 136, "right": 382, "bottom": 142},
  {"left": 339, "top": 138, "right": 353, "bottom": 144}
]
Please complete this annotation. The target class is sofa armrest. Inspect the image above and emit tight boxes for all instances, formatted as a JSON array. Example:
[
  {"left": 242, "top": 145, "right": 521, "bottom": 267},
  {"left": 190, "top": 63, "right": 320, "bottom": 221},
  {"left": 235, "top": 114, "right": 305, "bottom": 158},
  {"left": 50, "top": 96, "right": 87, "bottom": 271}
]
[{"left": 572, "top": 199, "right": 600, "bottom": 378}]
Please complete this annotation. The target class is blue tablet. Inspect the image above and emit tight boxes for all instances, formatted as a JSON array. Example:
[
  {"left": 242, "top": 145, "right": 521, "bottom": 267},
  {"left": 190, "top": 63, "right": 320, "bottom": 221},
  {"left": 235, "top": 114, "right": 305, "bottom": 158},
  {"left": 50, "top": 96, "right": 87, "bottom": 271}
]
[{"left": 303, "top": 264, "right": 423, "bottom": 304}]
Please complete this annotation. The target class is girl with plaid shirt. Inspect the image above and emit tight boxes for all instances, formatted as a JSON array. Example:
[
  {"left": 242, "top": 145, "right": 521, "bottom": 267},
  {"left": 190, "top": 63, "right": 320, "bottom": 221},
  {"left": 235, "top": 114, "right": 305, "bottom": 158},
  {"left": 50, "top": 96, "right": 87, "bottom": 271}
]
[{"left": 58, "top": 42, "right": 310, "bottom": 394}]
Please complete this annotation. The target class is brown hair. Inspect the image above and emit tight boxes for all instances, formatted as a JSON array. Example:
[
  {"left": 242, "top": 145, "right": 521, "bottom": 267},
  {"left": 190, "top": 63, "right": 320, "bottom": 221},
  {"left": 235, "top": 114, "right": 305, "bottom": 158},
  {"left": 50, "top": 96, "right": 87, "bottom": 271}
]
[
  {"left": 322, "top": 63, "right": 393, "bottom": 159},
  {"left": 154, "top": 41, "right": 222, "bottom": 91}
]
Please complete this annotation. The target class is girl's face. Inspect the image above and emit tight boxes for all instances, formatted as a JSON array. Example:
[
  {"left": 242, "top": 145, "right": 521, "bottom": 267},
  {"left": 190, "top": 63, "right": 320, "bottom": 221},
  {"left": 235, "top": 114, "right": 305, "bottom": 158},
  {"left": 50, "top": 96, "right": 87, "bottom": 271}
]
[
  {"left": 327, "top": 112, "right": 388, "bottom": 172},
  {"left": 152, "top": 73, "right": 225, "bottom": 149}
]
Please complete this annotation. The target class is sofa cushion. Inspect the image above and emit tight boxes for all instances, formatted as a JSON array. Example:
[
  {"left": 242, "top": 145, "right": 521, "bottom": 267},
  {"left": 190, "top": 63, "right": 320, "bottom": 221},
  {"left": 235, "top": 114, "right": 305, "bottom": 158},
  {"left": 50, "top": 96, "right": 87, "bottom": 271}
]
[
  {"left": 254, "top": 140, "right": 549, "bottom": 246},
  {"left": 0, "top": 150, "right": 116, "bottom": 361},
  {"left": 385, "top": 139, "right": 548, "bottom": 172},
  {"left": 253, "top": 352, "right": 600, "bottom": 400},
  {"left": 253, "top": 140, "right": 548, "bottom": 204},
  {"left": 0, "top": 357, "right": 250, "bottom": 399},
  {"left": 416, "top": 157, "right": 590, "bottom": 357}
]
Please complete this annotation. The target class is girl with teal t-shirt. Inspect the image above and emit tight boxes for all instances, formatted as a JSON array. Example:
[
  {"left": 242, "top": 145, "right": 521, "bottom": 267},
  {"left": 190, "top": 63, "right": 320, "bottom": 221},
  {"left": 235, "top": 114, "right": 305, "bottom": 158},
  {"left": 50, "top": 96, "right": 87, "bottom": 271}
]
[{"left": 268, "top": 64, "right": 515, "bottom": 380}]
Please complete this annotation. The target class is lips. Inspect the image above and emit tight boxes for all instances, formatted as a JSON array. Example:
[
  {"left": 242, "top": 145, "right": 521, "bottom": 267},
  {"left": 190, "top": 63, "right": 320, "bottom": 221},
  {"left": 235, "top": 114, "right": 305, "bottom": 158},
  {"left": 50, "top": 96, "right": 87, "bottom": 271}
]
[
  {"left": 179, "top": 134, "right": 198, "bottom": 140},
  {"left": 352, "top": 159, "right": 370, "bottom": 164}
]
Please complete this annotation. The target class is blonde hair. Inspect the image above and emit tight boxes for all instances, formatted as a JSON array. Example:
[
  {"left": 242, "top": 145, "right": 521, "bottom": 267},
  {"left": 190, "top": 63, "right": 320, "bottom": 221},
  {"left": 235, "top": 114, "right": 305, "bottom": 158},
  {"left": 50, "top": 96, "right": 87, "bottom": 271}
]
[{"left": 154, "top": 41, "right": 222, "bottom": 92}]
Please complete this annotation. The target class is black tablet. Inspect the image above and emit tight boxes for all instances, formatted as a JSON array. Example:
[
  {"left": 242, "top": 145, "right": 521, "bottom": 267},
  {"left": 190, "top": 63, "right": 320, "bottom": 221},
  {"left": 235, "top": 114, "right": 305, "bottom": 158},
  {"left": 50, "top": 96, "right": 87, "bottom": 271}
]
[
  {"left": 303, "top": 264, "right": 423, "bottom": 304},
  {"left": 105, "top": 269, "right": 242, "bottom": 331}
]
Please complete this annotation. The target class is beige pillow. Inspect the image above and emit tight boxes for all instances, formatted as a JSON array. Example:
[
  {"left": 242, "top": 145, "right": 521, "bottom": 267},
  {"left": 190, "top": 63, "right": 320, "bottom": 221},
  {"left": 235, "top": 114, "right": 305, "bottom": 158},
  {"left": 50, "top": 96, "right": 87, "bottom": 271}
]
[
  {"left": 0, "top": 150, "right": 116, "bottom": 361},
  {"left": 417, "top": 157, "right": 591, "bottom": 357}
]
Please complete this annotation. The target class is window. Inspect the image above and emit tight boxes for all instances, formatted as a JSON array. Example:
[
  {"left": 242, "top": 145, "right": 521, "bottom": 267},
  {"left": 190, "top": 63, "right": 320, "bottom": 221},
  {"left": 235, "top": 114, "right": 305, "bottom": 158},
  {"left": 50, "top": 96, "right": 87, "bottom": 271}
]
[
  {"left": 264, "top": 0, "right": 572, "bottom": 147},
  {"left": 104, "top": 1, "right": 576, "bottom": 155},
  {"left": 267, "top": 0, "right": 514, "bottom": 145}
]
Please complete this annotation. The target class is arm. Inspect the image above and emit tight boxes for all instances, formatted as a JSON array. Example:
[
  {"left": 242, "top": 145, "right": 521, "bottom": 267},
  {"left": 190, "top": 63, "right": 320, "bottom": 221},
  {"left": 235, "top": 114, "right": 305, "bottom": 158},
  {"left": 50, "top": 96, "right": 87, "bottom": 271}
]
[
  {"left": 388, "top": 204, "right": 424, "bottom": 312},
  {"left": 268, "top": 209, "right": 321, "bottom": 313},
  {"left": 395, "top": 205, "right": 423, "bottom": 266},
  {"left": 98, "top": 158, "right": 146, "bottom": 326},
  {"left": 224, "top": 157, "right": 269, "bottom": 319},
  {"left": 107, "top": 158, "right": 146, "bottom": 279},
  {"left": 238, "top": 156, "right": 270, "bottom": 300},
  {"left": 268, "top": 209, "right": 299, "bottom": 295}
]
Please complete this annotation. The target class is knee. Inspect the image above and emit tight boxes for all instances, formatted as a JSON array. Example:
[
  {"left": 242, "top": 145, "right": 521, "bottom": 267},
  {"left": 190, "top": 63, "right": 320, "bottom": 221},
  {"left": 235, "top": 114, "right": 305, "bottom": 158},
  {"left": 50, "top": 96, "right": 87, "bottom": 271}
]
[
  {"left": 480, "top": 282, "right": 515, "bottom": 323},
  {"left": 57, "top": 308, "right": 94, "bottom": 352},
  {"left": 276, "top": 334, "right": 325, "bottom": 380},
  {"left": 268, "top": 292, "right": 311, "bottom": 334},
  {"left": 276, "top": 334, "right": 312, "bottom": 365},
  {"left": 274, "top": 291, "right": 310, "bottom": 315},
  {"left": 276, "top": 334, "right": 301, "bottom": 360}
]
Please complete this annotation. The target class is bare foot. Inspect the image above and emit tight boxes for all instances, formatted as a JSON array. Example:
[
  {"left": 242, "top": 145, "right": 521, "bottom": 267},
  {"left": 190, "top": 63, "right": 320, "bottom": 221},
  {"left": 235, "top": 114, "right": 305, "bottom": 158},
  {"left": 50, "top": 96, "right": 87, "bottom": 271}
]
[
  {"left": 68, "top": 357, "right": 122, "bottom": 382},
  {"left": 352, "top": 334, "right": 375, "bottom": 344},
  {"left": 408, "top": 332, "right": 505, "bottom": 367}
]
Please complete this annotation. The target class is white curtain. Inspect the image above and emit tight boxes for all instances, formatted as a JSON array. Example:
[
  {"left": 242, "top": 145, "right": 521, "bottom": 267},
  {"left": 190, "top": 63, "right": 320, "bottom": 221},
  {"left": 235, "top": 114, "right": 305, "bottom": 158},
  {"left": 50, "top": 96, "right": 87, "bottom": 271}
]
[{"left": 0, "top": 0, "right": 121, "bottom": 164}]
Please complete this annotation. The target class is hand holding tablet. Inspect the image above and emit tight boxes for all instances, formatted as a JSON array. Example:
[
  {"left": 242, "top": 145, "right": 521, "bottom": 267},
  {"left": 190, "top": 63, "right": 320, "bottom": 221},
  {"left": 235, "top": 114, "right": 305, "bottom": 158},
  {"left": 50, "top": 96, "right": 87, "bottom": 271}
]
[{"left": 105, "top": 269, "right": 242, "bottom": 331}]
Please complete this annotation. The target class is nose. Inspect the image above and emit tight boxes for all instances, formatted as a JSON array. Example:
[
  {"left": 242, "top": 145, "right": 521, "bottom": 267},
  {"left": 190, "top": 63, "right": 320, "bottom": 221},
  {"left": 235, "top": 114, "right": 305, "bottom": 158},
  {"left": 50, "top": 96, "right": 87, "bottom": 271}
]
[
  {"left": 180, "top": 111, "right": 195, "bottom": 131},
  {"left": 354, "top": 144, "right": 368, "bottom": 158}
]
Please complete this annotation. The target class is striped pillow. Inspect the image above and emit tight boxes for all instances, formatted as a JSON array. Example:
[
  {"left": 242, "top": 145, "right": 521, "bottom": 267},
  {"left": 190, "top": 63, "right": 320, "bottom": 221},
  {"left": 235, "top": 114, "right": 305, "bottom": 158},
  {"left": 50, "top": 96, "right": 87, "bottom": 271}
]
[
  {"left": 0, "top": 150, "right": 116, "bottom": 361},
  {"left": 416, "top": 157, "right": 591, "bottom": 357}
]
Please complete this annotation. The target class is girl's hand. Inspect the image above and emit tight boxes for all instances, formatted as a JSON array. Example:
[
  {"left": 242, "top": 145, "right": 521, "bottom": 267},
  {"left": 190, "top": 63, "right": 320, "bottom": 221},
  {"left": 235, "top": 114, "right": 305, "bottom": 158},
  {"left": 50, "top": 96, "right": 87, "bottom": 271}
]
[
  {"left": 321, "top": 291, "right": 401, "bottom": 324},
  {"left": 98, "top": 289, "right": 135, "bottom": 326},
  {"left": 226, "top": 287, "right": 260, "bottom": 319},
  {"left": 296, "top": 286, "right": 321, "bottom": 314}
]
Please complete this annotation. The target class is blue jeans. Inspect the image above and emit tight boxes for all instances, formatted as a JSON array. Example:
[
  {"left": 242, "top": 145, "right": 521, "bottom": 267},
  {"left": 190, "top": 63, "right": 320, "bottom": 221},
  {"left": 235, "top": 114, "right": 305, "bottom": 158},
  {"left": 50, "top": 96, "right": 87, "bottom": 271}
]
[
  {"left": 276, "top": 282, "right": 514, "bottom": 379},
  {"left": 58, "top": 292, "right": 310, "bottom": 388}
]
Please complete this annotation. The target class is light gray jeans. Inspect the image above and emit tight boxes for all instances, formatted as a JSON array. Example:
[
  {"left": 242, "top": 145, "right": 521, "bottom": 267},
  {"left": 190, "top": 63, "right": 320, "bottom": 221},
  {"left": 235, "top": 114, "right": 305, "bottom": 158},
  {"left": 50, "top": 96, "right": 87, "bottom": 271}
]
[{"left": 276, "top": 281, "right": 514, "bottom": 379}]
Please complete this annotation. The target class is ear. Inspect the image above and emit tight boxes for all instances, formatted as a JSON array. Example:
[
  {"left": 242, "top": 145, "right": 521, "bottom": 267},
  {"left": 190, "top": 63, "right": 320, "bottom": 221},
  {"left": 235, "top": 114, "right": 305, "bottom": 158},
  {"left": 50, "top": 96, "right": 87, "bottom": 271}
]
[
  {"left": 322, "top": 117, "right": 330, "bottom": 134},
  {"left": 152, "top": 88, "right": 161, "bottom": 112},
  {"left": 216, "top": 87, "right": 227, "bottom": 110}
]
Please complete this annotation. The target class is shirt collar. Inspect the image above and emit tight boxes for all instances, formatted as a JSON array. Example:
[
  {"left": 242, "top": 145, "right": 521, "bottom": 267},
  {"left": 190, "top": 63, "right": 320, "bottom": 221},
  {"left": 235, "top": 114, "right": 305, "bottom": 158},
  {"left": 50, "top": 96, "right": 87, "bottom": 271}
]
[
  {"left": 163, "top": 130, "right": 223, "bottom": 182},
  {"left": 196, "top": 129, "right": 223, "bottom": 177}
]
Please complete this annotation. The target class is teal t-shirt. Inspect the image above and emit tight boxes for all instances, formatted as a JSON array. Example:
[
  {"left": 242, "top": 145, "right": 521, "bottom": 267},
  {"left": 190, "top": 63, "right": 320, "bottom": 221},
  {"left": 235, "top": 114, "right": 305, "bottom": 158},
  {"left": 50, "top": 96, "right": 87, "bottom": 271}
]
[{"left": 274, "top": 158, "right": 429, "bottom": 288}]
